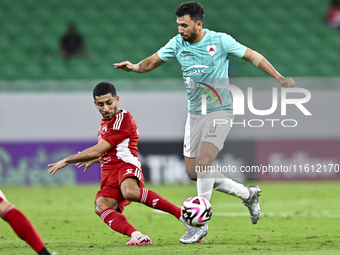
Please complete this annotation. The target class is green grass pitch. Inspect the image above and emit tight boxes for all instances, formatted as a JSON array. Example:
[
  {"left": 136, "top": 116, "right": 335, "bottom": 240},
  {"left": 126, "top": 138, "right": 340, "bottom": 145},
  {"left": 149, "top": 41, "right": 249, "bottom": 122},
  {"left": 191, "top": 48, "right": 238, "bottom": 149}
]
[{"left": 1, "top": 181, "right": 339, "bottom": 255}]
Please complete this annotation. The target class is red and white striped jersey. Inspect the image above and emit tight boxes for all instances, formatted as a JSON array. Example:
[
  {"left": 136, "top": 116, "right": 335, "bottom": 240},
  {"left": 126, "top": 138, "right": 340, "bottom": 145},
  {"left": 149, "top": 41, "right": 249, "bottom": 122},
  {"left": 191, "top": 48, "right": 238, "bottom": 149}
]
[{"left": 97, "top": 109, "right": 141, "bottom": 171}]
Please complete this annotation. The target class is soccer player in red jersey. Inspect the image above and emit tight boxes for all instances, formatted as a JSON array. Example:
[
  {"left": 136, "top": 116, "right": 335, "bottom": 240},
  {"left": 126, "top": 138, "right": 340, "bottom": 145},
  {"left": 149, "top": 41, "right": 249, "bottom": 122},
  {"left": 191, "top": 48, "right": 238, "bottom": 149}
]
[
  {"left": 0, "top": 189, "right": 52, "bottom": 255},
  {"left": 47, "top": 82, "right": 192, "bottom": 245}
]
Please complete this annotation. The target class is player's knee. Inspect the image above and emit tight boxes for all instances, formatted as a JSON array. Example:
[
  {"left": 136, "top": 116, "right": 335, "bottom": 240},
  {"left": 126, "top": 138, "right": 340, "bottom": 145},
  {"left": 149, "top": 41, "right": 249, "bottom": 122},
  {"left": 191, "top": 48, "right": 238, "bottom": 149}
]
[
  {"left": 94, "top": 206, "right": 103, "bottom": 216},
  {"left": 187, "top": 170, "right": 197, "bottom": 181},
  {"left": 95, "top": 203, "right": 110, "bottom": 216},
  {"left": 196, "top": 157, "right": 211, "bottom": 168},
  {"left": 121, "top": 186, "right": 140, "bottom": 202},
  {"left": 188, "top": 176, "right": 197, "bottom": 181}
]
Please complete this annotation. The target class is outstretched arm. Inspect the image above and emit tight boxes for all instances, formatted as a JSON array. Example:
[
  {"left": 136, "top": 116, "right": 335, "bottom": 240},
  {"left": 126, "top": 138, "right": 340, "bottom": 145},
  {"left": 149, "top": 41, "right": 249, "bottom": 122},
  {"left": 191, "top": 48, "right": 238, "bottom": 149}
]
[
  {"left": 242, "top": 48, "right": 295, "bottom": 88},
  {"left": 113, "top": 53, "right": 165, "bottom": 73},
  {"left": 47, "top": 140, "right": 111, "bottom": 175}
]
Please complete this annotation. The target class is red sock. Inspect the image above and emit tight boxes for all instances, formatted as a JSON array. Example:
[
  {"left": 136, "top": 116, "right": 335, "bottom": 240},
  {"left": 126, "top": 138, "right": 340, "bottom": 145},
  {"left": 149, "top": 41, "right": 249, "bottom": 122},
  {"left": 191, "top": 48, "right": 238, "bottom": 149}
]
[
  {"left": 3, "top": 206, "right": 46, "bottom": 254},
  {"left": 100, "top": 208, "right": 137, "bottom": 237},
  {"left": 139, "top": 189, "right": 181, "bottom": 219}
]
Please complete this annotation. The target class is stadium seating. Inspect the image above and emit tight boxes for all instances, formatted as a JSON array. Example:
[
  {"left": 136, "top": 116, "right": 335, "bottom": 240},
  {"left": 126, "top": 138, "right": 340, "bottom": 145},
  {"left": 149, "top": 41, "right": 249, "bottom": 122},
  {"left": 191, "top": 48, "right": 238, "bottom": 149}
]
[{"left": 0, "top": 0, "right": 339, "bottom": 90}]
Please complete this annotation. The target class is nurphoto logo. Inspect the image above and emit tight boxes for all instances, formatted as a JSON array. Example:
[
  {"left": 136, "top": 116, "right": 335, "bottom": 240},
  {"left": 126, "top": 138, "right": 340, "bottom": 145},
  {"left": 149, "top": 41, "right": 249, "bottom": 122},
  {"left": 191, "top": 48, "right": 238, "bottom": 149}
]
[{"left": 201, "top": 84, "right": 311, "bottom": 128}]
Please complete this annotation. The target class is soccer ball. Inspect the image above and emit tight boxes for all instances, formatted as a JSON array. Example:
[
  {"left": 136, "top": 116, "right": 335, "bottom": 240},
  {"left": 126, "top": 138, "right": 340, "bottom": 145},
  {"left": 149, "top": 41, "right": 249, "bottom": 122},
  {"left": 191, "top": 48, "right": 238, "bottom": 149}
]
[{"left": 181, "top": 196, "right": 212, "bottom": 227}]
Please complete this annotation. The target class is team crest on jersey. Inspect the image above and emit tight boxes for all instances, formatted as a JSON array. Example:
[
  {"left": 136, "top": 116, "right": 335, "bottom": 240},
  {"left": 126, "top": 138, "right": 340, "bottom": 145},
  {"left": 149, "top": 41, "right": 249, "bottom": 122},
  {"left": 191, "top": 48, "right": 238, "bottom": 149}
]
[
  {"left": 102, "top": 125, "right": 108, "bottom": 135},
  {"left": 207, "top": 45, "right": 216, "bottom": 56}
]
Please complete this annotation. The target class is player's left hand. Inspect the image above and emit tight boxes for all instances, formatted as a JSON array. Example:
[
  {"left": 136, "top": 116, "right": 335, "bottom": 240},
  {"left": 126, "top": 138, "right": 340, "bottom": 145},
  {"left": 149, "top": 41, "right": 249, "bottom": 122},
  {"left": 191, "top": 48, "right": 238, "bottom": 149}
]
[
  {"left": 276, "top": 77, "right": 295, "bottom": 88},
  {"left": 75, "top": 161, "right": 94, "bottom": 173},
  {"left": 47, "top": 159, "right": 68, "bottom": 175}
]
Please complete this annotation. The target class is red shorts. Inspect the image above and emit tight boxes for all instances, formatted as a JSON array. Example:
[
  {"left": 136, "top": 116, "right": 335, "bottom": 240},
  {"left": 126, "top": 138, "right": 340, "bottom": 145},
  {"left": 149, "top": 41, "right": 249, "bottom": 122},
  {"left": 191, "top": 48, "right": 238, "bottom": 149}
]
[{"left": 95, "top": 164, "right": 145, "bottom": 213}]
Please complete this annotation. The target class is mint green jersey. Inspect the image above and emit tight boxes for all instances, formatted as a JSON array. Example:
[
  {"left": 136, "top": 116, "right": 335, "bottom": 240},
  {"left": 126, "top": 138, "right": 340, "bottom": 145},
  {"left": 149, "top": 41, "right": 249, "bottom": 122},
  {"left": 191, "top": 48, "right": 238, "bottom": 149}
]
[{"left": 157, "top": 29, "right": 246, "bottom": 116}]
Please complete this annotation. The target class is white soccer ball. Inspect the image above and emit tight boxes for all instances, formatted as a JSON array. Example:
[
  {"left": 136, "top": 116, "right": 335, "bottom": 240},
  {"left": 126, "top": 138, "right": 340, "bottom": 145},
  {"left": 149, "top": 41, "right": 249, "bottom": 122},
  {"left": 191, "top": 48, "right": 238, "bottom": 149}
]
[{"left": 181, "top": 196, "right": 212, "bottom": 227}]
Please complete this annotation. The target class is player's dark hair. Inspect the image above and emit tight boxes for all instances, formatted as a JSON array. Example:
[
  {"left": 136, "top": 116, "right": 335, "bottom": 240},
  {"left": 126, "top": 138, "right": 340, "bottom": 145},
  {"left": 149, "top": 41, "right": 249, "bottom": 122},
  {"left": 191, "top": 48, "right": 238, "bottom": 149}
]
[
  {"left": 175, "top": 1, "right": 205, "bottom": 23},
  {"left": 93, "top": 82, "right": 117, "bottom": 99}
]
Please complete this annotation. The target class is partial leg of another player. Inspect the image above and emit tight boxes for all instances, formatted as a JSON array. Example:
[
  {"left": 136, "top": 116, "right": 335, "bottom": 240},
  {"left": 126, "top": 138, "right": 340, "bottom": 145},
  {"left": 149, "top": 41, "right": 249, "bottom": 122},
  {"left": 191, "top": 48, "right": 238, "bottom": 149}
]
[
  {"left": 121, "top": 177, "right": 193, "bottom": 233},
  {"left": 0, "top": 192, "right": 51, "bottom": 255},
  {"left": 180, "top": 143, "right": 217, "bottom": 244},
  {"left": 181, "top": 141, "right": 262, "bottom": 243},
  {"left": 196, "top": 142, "right": 262, "bottom": 224},
  {"left": 197, "top": 141, "right": 261, "bottom": 224}
]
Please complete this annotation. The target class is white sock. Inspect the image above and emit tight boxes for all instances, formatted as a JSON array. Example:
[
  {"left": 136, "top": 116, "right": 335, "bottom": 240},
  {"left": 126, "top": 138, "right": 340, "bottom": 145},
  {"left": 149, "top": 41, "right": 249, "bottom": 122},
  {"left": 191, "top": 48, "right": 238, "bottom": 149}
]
[
  {"left": 131, "top": 231, "right": 142, "bottom": 237},
  {"left": 197, "top": 171, "right": 214, "bottom": 201},
  {"left": 213, "top": 172, "right": 249, "bottom": 201}
]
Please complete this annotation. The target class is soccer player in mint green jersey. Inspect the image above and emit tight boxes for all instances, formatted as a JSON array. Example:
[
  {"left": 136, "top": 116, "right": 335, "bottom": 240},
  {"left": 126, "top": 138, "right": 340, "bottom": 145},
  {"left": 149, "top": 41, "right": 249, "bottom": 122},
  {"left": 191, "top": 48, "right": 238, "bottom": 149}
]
[{"left": 114, "top": 1, "right": 295, "bottom": 244}]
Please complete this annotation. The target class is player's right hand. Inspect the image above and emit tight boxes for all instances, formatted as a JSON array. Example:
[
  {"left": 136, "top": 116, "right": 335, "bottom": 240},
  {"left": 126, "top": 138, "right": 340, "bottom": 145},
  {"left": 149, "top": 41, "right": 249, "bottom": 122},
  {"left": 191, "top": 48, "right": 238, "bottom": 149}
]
[
  {"left": 47, "top": 159, "right": 68, "bottom": 175},
  {"left": 113, "top": 61, "right": 135, "bottom": 72}
]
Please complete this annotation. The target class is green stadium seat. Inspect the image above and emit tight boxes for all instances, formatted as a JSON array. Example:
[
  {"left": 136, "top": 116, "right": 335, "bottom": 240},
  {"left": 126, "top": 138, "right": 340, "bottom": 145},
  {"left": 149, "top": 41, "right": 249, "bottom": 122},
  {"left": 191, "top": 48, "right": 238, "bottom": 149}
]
[
  {"left": 64, "top": 58, "right": 92, "bottom": 79},
  {"left": 91, "top": 0, "right": 110, "bottom": 9},
  {"left": 1, "top": 65, "right": 19, "bottom": 80},
  {"left": 0, "top": 0, "right": 14, "bottom": 9},
  {"left": 0, "top": 37, "right": 10, "bottom": 53},
  {"left": 40, "top": 35, "right": 59, "bottom": 53},
  {"left": 47, "top": 59, "right": 68, "bottom": 79},
  {"left": 22, "top": 64, "right": 44, "bottom": 79},
  {"left": 0, "top": 0, "right": 338, "bottom": 91},
  {"left": 48, "top": 23, "right": 66, "bottom": 39},
  {"left": 53, "top": 8, "right": 78, "bottom": 26},
  {"left": 7, "top": 8, "right": 29, "bottom": 24},
  {"left": 77, "top": 8, "right": 101, "bottom": 24},
  {"left": 35, "top": 10, "right": 55, "bottom": 25}
]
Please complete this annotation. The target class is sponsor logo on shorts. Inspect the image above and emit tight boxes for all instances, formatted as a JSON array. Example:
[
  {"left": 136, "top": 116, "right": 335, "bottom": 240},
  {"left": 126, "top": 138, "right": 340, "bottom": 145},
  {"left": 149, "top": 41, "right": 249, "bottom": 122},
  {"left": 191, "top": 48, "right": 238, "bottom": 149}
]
[
  {"left": 209, "top": 123, "right": 217, "bottom": 133},
  {"left": 204, "top": 133, "right": 217, "bottom": 138}
]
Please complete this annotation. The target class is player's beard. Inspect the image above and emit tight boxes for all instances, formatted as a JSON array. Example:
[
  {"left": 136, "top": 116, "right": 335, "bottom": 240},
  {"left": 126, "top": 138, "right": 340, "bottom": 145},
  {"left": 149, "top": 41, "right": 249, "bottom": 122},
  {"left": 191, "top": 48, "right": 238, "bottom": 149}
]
[
  {"left": 102, "top": 105, "right": 119, "bottom": 120},
  {"left": 182, "top": 28, "right": 198, "bottom": 43}
]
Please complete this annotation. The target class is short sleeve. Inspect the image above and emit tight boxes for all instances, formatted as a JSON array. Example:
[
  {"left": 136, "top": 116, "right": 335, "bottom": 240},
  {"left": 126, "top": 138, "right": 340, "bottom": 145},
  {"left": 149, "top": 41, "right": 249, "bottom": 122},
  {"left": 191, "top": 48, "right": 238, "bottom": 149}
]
[
  {"left": 157, "top": 36, "right": 177, "bottom": 62},
  {"left": 221, "top": 34, "right": 247, "bottom": 59},
  {"left": 102, "top": 114, "right": 132, "bottom": 147},
  {"left": 102, "top": 129, "right": 129, "bottom": 147}
]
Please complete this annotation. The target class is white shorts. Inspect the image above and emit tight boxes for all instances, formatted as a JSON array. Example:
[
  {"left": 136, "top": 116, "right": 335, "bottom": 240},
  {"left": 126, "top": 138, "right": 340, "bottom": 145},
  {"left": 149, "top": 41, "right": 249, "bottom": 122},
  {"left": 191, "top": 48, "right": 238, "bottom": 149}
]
[
  {"left": 0, "top": 189, "right": 7, "bottom": 202},
  {"left": 183, "top": 111, "right": 234, "bottom": 158}
]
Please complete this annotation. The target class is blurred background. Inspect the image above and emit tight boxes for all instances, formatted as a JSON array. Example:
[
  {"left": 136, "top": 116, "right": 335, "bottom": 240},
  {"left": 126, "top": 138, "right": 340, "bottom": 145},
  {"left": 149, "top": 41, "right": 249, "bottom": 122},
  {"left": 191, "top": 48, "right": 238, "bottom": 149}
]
[{"left": 0, "top": 0, "right": 339, "bottom": 186}]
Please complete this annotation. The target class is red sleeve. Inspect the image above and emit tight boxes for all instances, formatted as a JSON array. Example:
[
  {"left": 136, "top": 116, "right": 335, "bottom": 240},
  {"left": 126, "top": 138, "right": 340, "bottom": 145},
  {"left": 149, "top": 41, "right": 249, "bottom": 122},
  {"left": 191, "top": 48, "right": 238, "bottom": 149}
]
[{"left": 101, "top": 113, "right": 133, "bottom": 147}]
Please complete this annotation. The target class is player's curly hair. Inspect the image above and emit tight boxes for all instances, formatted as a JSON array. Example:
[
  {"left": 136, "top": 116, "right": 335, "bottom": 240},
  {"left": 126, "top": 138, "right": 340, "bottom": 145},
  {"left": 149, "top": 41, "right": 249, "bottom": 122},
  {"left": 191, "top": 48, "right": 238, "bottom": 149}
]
[
  {"left": 93, "top": 82, "right": 117, "bottom": 99},
  {"left": 175, "top": 1, "right": 205, "bottom": 23}
]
